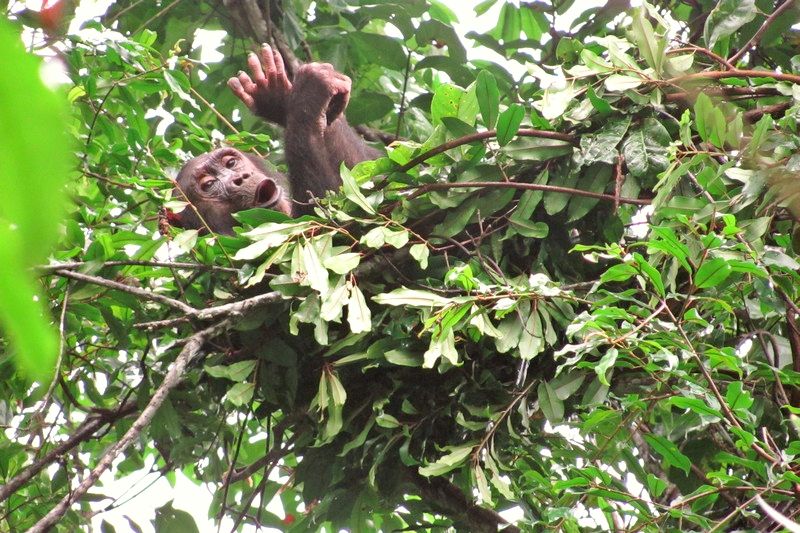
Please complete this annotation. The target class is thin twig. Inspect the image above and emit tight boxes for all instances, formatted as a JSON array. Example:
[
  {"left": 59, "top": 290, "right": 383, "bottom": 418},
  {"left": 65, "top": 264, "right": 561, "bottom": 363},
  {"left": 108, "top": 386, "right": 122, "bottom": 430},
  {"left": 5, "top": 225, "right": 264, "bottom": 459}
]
[{"left": 53, "top": 269, "right": 196, "bottom": 315}]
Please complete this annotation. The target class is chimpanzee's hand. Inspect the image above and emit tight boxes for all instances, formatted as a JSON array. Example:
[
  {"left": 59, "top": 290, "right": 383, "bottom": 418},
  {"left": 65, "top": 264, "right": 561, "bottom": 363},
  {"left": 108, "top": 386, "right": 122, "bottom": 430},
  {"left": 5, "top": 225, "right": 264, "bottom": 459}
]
[
  {"left": 227, "top": 44, "right": 292, "bottom": 126},
  {"left": 288, "top": 62, "right": 351, "bottom": 132}
]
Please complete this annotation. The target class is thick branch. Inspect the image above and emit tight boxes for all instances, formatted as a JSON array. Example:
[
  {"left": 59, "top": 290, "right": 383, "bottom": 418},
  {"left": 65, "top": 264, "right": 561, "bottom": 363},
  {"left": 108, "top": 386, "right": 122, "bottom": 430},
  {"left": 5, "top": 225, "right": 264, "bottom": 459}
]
[
  {"left": 0, "top": 402, "right": 136, "bottom": 503},
  {"left": 667, "top": 69, "right": 800, "bottom": 86},
  {"left": 397, "top": 129, "right": 576, "bottom": 173},
  {"left": 406, "top": 469, "right": 520, "bottom": 533},
  {"left": 28, "top": 320, "right": 230, "bottom": 533},
  {"left": 407, "top": 181, "right": 650, "bottom": 206}
]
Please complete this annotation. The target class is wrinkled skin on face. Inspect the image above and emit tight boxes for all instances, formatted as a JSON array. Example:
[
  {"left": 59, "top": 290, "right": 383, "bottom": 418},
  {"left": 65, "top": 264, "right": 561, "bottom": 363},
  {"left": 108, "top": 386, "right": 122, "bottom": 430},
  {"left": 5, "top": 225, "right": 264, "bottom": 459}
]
[{"left": 170, "top": 148, "right": 292, "bottom": 235}]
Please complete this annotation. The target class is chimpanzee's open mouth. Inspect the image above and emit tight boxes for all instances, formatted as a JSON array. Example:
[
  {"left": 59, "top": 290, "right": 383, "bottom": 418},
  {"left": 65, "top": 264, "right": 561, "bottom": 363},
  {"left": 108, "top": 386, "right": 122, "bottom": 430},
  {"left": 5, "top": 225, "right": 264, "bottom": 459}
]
[{"left": 255, "top": 179, "right": 280, "bottom": 207}]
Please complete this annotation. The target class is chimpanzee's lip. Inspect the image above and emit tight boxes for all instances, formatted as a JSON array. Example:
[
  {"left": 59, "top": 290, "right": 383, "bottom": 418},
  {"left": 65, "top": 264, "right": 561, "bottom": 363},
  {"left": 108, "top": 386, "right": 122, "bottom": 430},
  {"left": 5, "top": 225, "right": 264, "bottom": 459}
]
[{"left": 255, "top": 179, "right": 280, "bottom": 206}]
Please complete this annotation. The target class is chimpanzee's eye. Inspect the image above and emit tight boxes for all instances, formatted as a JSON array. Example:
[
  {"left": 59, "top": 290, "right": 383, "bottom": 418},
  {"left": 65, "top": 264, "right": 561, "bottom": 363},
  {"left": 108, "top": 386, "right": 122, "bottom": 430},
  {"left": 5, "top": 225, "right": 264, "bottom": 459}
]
[
  {"left": 224, "top": 157, "right": 237, "bottom": 169},
  {"left": 199, "top": 177, "right": 217, "bottom": 192}
]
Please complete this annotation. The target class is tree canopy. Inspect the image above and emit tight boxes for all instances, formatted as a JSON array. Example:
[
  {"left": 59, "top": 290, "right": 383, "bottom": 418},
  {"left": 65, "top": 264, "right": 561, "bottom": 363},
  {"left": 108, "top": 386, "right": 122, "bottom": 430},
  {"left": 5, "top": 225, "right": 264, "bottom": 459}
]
[{"left": 3, "top": 0, "right": 800, "bottom": 531}]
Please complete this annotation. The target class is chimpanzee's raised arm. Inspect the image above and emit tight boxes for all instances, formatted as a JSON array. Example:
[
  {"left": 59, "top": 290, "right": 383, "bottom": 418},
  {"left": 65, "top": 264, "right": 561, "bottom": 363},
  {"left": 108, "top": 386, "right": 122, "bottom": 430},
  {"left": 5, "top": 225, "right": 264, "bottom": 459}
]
[{"left": 283, "top": 62, "right": 381, "bottom": 214}]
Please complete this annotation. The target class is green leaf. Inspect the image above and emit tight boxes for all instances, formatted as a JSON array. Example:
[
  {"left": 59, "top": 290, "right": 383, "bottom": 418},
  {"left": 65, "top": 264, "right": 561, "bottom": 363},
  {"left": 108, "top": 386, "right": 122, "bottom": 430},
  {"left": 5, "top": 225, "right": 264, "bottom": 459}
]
[
  {"left": 0, "top": 20, "right": 71, "bottom": 380},
  {"left": 634, "top": 253, "right": 665, "bottom": 296},
  {"left": 509, "top": 219, "right": 549, "bottom": 238},
  {"left": 694, "top": 258, "right": 732, "bottom": 289},
  {"left": 346, "top": 91, "right": 395, "bottom": 124},
  {"left": 631, "top": 7, "right": 665, "bottom": 75},
  {"left": 340, "top": 164, "right": 376, "bottom": 214},
  {"left": 204, "top": 360, "right": 257, "bottom": 382},
  {"left": 347, "top": 284, "right": 372, "bottom": 334},
  {"left": 600, "top": 263, "right": 638, "bottom": 283},
  {"left": 418, "top": 444, "right": 474, "bottom": 476},
  {"left": 496, "top": 104, "right": 525, "bottom": 146},
  {"left": 703, "top": 0, "right": 757, "bottom": 50},
  {"left": 323, "top": 252, "right": 361, "bottom": 275},
  {"left": 349, "top": 32, "right": 407, "bottom": 70},
  {"left": 475, "top": 70, "right": 500, "bottom": 128},
  {"left": 578, "top": 116, "right": 630, "bottom": 166},
  {"left": 410, "top": 243, "right": 430, "bottom": 269},
  {"left": 669, "top": 396, "right": 723, "bottom": 419},
  {"left": 300, "top": 241, "right": 330, "bottom": 294},
  {"left": 725, "top": 381, "right": 754, "bottom": 412},
  {"left": 154, "top": 501, "right": 200, "bottom": 533},
  {"left": 225, "top": 383, "right": 255, "bottom": 407},
  {"left": 538, "top": 381, "right": 564, "bottom": 423},
  {"left": 373, "top": 288, "right": 452, "bottom": 308},
  {"left": 622, "top": 118, "right": 670, "bottom": 179},
  {"left": 431, "top": 83, "right": 465, "bottom": 125},
  {"left": 595, "top": 348, "right": 618, "bottom": 387},
  {"left": 643, "top": 434, "right": 691, "bottom": 475}
]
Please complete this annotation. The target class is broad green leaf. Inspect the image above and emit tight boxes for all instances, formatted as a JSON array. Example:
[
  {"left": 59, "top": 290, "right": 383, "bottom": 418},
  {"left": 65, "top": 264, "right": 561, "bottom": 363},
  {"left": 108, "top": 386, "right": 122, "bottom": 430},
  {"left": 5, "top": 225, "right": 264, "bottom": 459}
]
[
  {"left": 601, "top": 264, "right": 638, "bottom": 284},
  {"left": 726, "top": 381, "right": 754, "bottom": 412},
  {"left": 496, "top": 104, "right": 525, "bottom": 146},
  {"left": 423, "top": 328, "right": 459, "bottom": 367},
  {"left": 622, "top": 118, "right": 670, "bottom": 179},
  {"left": 669, "top": 396, "right": 723, "bottom": 419},
  {"left": 509, "top": 219, "right": 549, "bottom": 238},
  {"left": 694, "top": 258, "right": 732, "bottom": 289},
  {"left": 475, "top": 70, "right": 500, "bottom": 128},
  {"left": 204, "top": 360, "right": 257, "bottom": 381},
  {"left": 418, "top": 444, "right": 474, "bottom": 476},
  {"left": 538, "top": 381, "right": 564, "bottom": 423},
  {"left": 595, "top": 348, "right": 618, "bottom": 387},
  {"left": 340, "top": 164, "right": 376, "bottom": 214},
  {"left": 643, "top": 434, "right": 691, "bottom": 475},
  {"left": 300, "top": 241, "right": 330, "bottom": 295},
  {"left": 346, "top": 91, "right": 395, "bottom": 124},
  {"left": 634, "top": 253, "right": 665, "bottom": 296},
  {"left": 519, "top": 309, "right": 544, "bottom": 360},
  {"left": 578, "top": 116, "right": 630, "bottom": 166},
  {"left": 631, "top": 7, "right": 665, "bottom": 75},
  {"left": 154, "top": 502, "right": 200, "bottom": 533},
  {"left": 431, "top": 83, "right": 465, "bottom": 125},
  {"left": 349, "top": 32, "right": 407, "bottom": 70},
  {"left": 347, "top": 284, "right": 372, "bottom": 334},
  {"left": 373, "top": 288, "right": 452, "bottom": 308},
  {"left": 410, "top": 243, "right": 430, "bottom": 269},
  {"left": 703, "top": 0, "right": 757, "bottom": 50},
  {"left": 0, "top": 20, "right": 71, "bottom": 380},
  {"left": 604, "top": 74, "right": 643, "bottom": 91},
  {"left": 323, "top": 252, "right": 361, "bottom": 275},
  {"left": 225, "top": 383, "right": 255, "bottom": 407}
]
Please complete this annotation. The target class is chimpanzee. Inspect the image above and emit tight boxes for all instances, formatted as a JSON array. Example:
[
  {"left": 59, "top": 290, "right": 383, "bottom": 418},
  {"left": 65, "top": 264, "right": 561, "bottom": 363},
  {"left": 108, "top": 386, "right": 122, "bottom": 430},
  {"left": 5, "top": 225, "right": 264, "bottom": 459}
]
[{"left": 168, "top": 45, "right": 381, "bottom": 234}]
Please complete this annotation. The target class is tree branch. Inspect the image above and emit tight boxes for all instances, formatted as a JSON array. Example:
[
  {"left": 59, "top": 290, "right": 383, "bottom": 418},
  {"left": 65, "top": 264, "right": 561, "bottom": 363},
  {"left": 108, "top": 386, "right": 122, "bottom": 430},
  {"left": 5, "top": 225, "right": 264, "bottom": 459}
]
[
  {"left": 39, "top": 260, "right": 238, "bottom": 273},
  {"left": 667, "top": 68, "right": 800, "bottom": 86},
  {"left": 728, "top": 0, "right": 797, "bottom": 64},
  {"left": 28, "top": 320, "right": 230, "bottom": 533},
  {"left": 53, "top": 268, "right": 196, "bottom": 315},
  {"left": 397, "top": 129, "right": 576, "bottom": 173},
  {"left": 405, "top": 469, "right": 520, "bottom": 533},
  {"left": 406, "top": 180, "right": 650, "bottom": 206},
  {"left": 0, "top": 402, "right": 136, "bottom": 503}
]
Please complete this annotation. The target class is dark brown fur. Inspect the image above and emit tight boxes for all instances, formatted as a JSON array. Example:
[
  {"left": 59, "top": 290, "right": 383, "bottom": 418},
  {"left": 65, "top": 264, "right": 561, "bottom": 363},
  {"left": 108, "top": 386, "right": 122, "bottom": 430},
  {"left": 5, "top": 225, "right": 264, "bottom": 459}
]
[{"left": 170, "top": 46, "right": 380, "bottom": 233}]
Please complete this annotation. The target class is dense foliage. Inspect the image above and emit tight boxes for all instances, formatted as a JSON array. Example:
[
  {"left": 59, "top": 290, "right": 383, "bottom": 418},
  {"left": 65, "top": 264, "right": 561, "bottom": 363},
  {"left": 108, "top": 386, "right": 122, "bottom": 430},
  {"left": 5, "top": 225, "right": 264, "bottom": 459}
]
[{"left": 3, "top": 0, "right": 800, "bottom": 531}]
